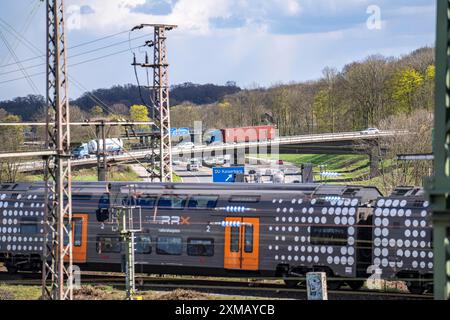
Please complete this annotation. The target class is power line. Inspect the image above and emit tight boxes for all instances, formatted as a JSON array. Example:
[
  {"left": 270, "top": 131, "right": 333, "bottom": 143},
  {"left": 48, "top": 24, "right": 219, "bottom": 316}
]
[
  {"left": 0, "top": 33, "right": 148, "bottom": 77},
  {"left": 0, "top": 18, "right": 138, "bottom": 116},
  {"left": 0, "top": 45, "right": 145, "bottom": 85},
  {"left": 0, "top": 29, "right": 142, "bottom": 69},
  {"left": 0, "top": 30, "right": 40, "bottom": 94},
  {"left": 0, "top": 0, "right": 42, "bottom": 67}
]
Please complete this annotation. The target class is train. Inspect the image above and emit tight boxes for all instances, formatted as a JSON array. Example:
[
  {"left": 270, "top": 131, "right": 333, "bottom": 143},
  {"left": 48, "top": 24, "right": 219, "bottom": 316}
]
[
  {"left": 204, "top": 125, "right": 277, "bottom": 145},
  {"left": 0, "top": 182, "right": 432, "bottom": 294}
]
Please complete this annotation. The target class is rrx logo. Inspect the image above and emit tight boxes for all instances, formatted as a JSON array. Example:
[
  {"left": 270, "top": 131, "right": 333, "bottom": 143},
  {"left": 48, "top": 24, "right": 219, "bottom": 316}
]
[{"left": 151, "top": 216, "right": 191, "bottom": 225}]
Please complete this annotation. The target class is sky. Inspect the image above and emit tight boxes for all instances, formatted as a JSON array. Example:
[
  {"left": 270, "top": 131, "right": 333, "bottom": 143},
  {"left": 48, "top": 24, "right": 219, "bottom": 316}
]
[{"left": 0, "top": 0, "right": 437, "bottom": 101}]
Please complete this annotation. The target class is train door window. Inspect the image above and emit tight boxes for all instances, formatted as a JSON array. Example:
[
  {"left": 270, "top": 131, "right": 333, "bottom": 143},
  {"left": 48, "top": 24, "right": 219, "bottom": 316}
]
[
  {"left": 74, "top": 219, "right": 82, "bottom": 247},
  {"left": 97, "top": 194, "right": 110, "bottom": 222},
  {"left": 20, "top": 217, "right": 38, "bottom": 234},
  {"left": 135, "top": 236, "right": 152, "bottom": 254},
  {"left": 187, "top": 239, "right": 214, "bottom": 256},
  {"left": 63, "top": 220, "right": 71, "bottom": 246},
  {"left": 156, "top": 237, "right": 183, "bottom": 255},
  {"left": 137, "top": 196, "right": 157, "bottom": 209},
  {"left": 230, "top": 227, "right": 240, "bottom": 253},
  {"left": 310, "top": 226, "right": 348, "bottom": 246},
  {"left": 188, "top": 196, "right": 218, "bottom": 209},
  {"left": 158, "top": 195, "right": 187, "bottom": 210},
  {"left": 97, "top": 237, "right": 121, "bottom": 254},
  {"left": 244, "top": 225, "right": 253, "bottom": 253}
]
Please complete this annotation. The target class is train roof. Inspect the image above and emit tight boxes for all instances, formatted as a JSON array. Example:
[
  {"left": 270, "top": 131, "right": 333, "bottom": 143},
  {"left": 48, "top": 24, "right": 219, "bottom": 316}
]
[
  {"left": 0, "top": 182, "right": 386, "bottom": 204},
  {"left": 389, "top": 186, "right": 425, "bottom": 197}
]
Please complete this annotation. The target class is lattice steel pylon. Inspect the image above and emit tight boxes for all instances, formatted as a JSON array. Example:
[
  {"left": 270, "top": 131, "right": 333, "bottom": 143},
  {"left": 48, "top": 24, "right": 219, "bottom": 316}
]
[
  {"left": 42, "top": 0, "right": 73, "bottom": 300},
  {"left": 133, "top": 24, "right": 177, "bottom": 182},
  {"left": 425, "top": 0, "right": 450, "bottom": 300},
  {"left": 153, "top": 25, "right": 174, "bottom": 182}
]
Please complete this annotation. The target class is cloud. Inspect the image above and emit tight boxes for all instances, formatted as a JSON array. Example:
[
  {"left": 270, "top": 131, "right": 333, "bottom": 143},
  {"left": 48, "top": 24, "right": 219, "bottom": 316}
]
[{"left": 66, "top": 0, "right": 309, "bottom": 34}]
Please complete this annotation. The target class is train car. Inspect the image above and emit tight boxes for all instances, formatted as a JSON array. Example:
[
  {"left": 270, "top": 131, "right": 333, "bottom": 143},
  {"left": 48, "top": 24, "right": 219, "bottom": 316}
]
[
  {"left": 221, "top": 125, "right": 276, "bottom": 144},
  {"left": 371, "top": 187, "right": 433, "bottom": 294},
  {"left": 0, "top": 182, "right": 380, "bottom": 290}
]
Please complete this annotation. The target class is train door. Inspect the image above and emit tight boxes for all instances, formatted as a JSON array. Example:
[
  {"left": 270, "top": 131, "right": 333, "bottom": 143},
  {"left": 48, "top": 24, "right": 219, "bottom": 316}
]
[
  {"left": 224, "top": 217, "right": 260, "bottom": 271},
  {"left": 64, "top": 214, "right": 88, "bottom": 264}
]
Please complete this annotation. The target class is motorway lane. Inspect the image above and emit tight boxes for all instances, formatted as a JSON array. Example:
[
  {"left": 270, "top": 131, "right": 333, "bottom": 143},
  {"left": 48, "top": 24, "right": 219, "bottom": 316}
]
[{"left": 173, "top": 164, "right": 213, "bottom": 183}]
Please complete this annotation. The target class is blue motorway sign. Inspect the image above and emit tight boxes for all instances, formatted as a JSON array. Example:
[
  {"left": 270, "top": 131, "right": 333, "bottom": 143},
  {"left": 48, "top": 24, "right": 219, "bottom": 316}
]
[
  {"left": 171, "top": 128, "right": 190, "bottom": 136},
  {"left": 178, "top": 127, "right": 190, "bottom": 135},
  {"left": 213, "top": 167, "right": 245, "bottom": 183}
]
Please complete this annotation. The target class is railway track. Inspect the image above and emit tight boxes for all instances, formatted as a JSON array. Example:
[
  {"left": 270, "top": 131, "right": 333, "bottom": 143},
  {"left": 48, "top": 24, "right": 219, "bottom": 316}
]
[{"left": 0, "top": 271, "right": 433, "bottom": 300}]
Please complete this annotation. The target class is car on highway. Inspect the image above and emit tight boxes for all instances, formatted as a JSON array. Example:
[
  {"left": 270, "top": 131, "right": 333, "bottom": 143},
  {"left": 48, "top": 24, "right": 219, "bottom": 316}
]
[
  {"left": 177, "top": 142, "right": 195, "bottom": 149},
  {"left": 187, "top": 159, "right": 202, "bottom": 172},
  {"left": 360, "top": 128, "right": 380, "bottom": 135}
]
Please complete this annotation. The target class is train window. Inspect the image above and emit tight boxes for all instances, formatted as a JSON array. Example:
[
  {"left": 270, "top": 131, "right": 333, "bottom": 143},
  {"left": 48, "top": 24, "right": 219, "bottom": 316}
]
[
  {"left": 156, "top": 237, "right": 183, "bottom": 255},
  {"left": 158, "top": 195, "right": 187, "bottom": 210},
  {"left": 74, "top": 219, "right": 82, "bottom": 247},
  {"left": 137, "top": 196, "right": 157, "bottom": 209},
  {"left": 310, "top": 226, "right": 348, "bottom": 246},
  {"left": 97, "top": 194, "right": 110, "bottom": 222},
  {"left": 229, "top": 196, "right": 260, "bottom": 203},
  {"left": 244, "top": 225, "right": 253, "bottom": 253},
  {"left": 73, "top": 194, "right": 94, "bottom": 201},
  {"left": 230, "top": 227, "right": 240, "bottom": 252},
  {"left": 122, "top": 196, "right": 137, "bottom": 206},
  {"left": 188, "top": 196, "right": 218, "bottom": 209},
  {"left": 187, "top": 239, "right": 214, "bottom": 256},
  {"left": 135, "top": 236, "right": 152, "bottom": 254},
  {"left": 97, "top": 237, "right": 121, "bottom": 254},
  {"left": 20, "top": 217, "right": 38, "bottom": 235}
]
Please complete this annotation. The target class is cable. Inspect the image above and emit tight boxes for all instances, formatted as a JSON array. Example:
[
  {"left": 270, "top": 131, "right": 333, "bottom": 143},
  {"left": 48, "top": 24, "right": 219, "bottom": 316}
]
[
  {"left": 0, "top": 30, "right": 140, "bottom": 69},
  {"left": 0, "top": 33, "right": 149, "bottom": 77},
  {"left": 133, "top": 53, "right": 152, "bottom": 111},
  {"left": 0, "top": 0, "right": 42, "bottom": 67},
  {"left": 129, "top": 29, "right": 158, "bottom": 122},
  {"left": 0, "top": 30, "right": 40, "bottom": 94},
  {"left": 0, "top": 45, "right": 145, "bottom": 86},
  {"left": 0, "top": 18, "right": 137, "bottom": 117}
]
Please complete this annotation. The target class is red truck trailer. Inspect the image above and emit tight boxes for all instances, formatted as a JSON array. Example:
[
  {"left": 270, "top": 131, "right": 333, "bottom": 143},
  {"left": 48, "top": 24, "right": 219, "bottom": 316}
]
[{"left": 221, "top": 125, "right": 276, "bottom": 143}]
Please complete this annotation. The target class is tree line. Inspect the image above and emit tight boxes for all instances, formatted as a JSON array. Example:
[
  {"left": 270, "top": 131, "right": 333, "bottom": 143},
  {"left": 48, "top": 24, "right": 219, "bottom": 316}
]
[
  {"left": 0, "top": 83, "right": 241, "bottom": 121},
  {"left": 171, "top": 47, "right": 435, "bottom": 136}
]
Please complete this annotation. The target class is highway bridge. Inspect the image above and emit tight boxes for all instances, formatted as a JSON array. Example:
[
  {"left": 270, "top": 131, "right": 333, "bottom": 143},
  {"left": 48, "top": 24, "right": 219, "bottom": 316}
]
[{"left": 10, "top": 130, "right": 404, "bottom": 177}]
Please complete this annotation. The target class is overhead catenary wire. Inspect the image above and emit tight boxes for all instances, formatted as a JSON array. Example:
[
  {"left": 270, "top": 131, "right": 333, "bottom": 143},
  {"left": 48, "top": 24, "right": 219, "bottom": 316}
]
[
  {"left": 0, "top": 33, "right": 150, "bottom": 77},
  {"left": 0, "top": 19, "right": 129, "bottom": 117},
  {"left": 0, "top": 30, "right": 40, "bottom": 94},
  {"left": 0, "top": 45, "right": 145, "bottom": 86},
  {"left": 0, "top": 29, "right": 138, "bottom": 69},
  {"left": 0, "top": 16, "right": 160, "bottom": 175},
  {"left": 0, "top": 0, "right": 42, "bottom": 68}
]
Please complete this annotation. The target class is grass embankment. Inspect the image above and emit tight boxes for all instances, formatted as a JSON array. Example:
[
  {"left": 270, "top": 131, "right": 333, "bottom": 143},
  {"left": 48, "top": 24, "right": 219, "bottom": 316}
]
[
  {"left": 255, "top": 154, "right": 371, "bottom": 181},
  {"left": 19, "top": 166, "right": 141, "bottom": 182}
]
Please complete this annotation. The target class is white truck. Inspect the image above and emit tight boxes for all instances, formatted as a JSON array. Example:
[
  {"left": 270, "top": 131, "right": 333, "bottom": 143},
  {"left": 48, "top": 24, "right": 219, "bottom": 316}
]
[{"left": 72, "top": 138, "right": 124, "bottom": 159}]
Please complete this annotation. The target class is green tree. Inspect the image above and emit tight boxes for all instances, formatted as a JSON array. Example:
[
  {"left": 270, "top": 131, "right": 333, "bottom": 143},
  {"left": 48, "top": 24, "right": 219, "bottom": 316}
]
[
  {"left": 90, "top": 105, "right": 104, "bottom": 118},
  {"left": 391, "top": 68, "right": 424, "bottom": 114},
  {"left": 0, "top": 113, "right": 24, "bottom": 182},
  {"left": 130, "top": 105, "right": 150, "bottom": 129},
  {"left": 313, "top": 89, "right": 332, "bottom": 133}
]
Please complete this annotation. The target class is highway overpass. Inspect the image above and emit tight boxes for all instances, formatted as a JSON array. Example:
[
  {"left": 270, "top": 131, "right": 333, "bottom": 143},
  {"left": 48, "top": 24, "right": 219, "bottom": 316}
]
[{"left": 12, "top": 130, "right": 404, "bottom": 178}]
